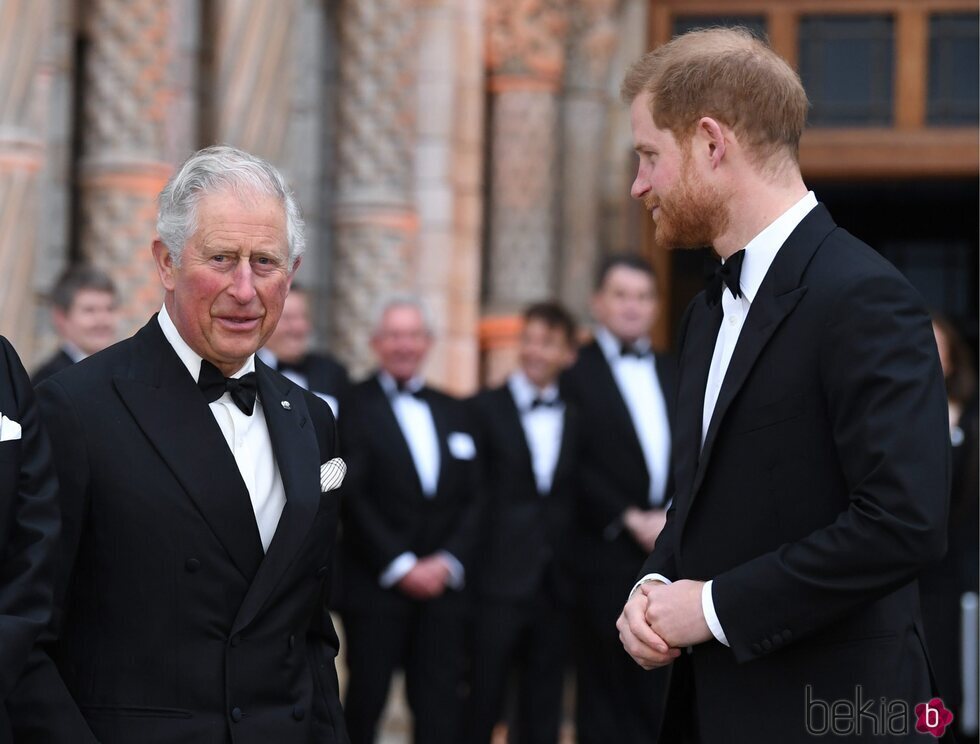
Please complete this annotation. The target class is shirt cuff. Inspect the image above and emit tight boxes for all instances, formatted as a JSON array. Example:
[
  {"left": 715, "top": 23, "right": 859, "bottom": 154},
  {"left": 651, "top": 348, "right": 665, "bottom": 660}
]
[
  {"left": 628, "top": 572, "right": 672, "bottom": 600},
  {"left": 437, "top": 551, "right": 465, "bottom": 590},
  {"left": 379, "top": 552, "right": 418, "bottom": 588},
  {"left": 701, "top": 580, "right": 730, "bottom": 646}
]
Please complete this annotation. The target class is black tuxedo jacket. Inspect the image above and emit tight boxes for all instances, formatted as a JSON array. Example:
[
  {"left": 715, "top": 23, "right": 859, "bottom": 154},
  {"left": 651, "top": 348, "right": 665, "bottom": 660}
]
[
  {"left": 561, "top": 344, "right": 676, "bottom": 579},
  {"left": 275, "top": 352, "right": 349, "bottom": 403},
  {"left": 7, "top": 318, "right": 349, "bottom": 744},
  {"left": 467, "top": 384, "right": 582, "bottom": 604},
  {"left": 30, "top": 349, "right": 73, "bottom": 386},
  {"left": 640, "top": 205, "right": 949, "bottom": 743},
  {"left": 337, "top": 375, "right": 482, "bottom": 612},
  {"left": 0, "top": 337, "right": 59, "bottom": 743}
]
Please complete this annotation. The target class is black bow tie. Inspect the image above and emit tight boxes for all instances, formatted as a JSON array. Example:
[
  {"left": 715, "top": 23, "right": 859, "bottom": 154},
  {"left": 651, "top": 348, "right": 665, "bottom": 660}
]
[
  {"left": 198, "top": 360, "right": 258, "bottom": 415},
  {"left": 704, "top": 249, "right": 746, "bottom": 307},
  {"left": 620, "top": 342, "right": 651, "bottom": 359},
  {"left": 394, "top": 379, "right": 424, "bottom": 399},
  {"left": 529, "top": 396, "right": 560, "bottom": 410}
]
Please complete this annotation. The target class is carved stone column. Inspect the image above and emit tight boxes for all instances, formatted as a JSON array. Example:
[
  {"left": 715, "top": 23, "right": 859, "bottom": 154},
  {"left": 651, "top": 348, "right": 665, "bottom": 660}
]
[
  {"left": 78, "top": 0, "right": 176, "bottom": 336},
  {"left": 329, "top": 0, "right": 419, "bottom": 378},
  {"left": 560, "top": 0, "right": 620, "bottom": 318},
  {"left": 482, "top": 0, "right": 568, "bottom": 381},
  {"left": 0, "top": 0, "right": 52, "bottom": 360}
]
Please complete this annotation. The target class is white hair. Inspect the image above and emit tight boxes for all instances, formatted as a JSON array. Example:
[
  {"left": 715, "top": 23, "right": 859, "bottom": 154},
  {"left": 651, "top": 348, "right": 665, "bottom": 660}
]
[
  {"left": 157, "top": 144, "right": 305, "bottom": 267},
  {"left": 371, "top": 294, "right": 435, "bottom": 337}
]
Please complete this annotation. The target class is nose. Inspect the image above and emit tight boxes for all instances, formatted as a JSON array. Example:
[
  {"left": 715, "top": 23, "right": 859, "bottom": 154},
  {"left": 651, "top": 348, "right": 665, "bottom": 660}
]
[
  {"left": 227, "top": 258, "right": 258, "bottom": 303},
  {"left": 630, "top": 166, "right": 649, "bottom": 200}
]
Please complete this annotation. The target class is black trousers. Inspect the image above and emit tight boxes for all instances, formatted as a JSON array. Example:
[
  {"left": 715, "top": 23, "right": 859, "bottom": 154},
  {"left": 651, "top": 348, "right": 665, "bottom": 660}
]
[
  {"left": 466, "top": 591, "right": 570, "bottom": 744},
  {"left": 342, "top": 597, "right": 466, "bottom": 744},
  {"left": 575, "top": 576, "right": 670, "bottom": 744}
]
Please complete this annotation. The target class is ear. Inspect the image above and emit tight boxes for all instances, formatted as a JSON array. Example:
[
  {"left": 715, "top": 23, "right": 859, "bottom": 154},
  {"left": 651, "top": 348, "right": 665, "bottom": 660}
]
[
  {"left": 151, "top": 239, "right": 177, "bottom": 291},
  {"left": 696, "top": 116, "right": 728, "bottom": 168},
  {"left": 287, "top": 255, "right": 302, "bottom": 290},
  {"left": 51, "top": 306, "right": 68, "bottom": 335}
]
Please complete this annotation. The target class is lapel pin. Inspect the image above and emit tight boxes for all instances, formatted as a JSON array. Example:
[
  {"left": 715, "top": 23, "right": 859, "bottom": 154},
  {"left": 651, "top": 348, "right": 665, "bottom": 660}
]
[{"left": 281, "top": 400, "right": 292, "bottom": 410}]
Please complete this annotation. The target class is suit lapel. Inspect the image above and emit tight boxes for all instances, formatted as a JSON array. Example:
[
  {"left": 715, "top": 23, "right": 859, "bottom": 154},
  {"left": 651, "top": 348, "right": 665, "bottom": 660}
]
[
  {"left": 232, "top": 361, "right": 320, "bottom": 633},
  {"left": 672, "top": 300, "right": 722, "bottom": 527},
  {"left": 691, "top": 205, "right": 836, "bottom": 501},
  {"left": 370, "top": 376, "right": 427, "bottom": 497},
  {"left": 499, "top": 386, "right": 537, "bottom": 490},
  {"left": 581, "top": 343, "right": 647, "bottom": 471},
  {"left": 113, "top": 319, "right": 264, "bottom": 582}
]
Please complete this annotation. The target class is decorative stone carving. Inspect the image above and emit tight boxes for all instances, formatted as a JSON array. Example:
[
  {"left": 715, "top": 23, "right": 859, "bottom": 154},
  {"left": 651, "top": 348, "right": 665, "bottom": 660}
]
[
  {"left": 487, "top": 0, "right": 569, "bottom": 84},
  {"left": 330, "top": 0, "right": 419, "bottom": 377},
  {"left": 78, "top": 0, "right": 175, "bottom": 336},
  {"left": 0, "top": 0, "right": 52, "bottom": 359},
  {"left": 483, "top": 0, "right": 569, "bottom": 316}
]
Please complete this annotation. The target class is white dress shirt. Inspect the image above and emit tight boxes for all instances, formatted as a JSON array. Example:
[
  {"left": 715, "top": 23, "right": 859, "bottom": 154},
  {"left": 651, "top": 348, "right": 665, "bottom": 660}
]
[
  {"left": 508, "top": 371, "right": 564, "bottom": 495},
  {"left": 595, "top": 326, "right": 671, "bottom": 506},
  {"left": 157, "top": 305, "right": 285, "bottom": 552},
  {"left": 633, "top": 191, "right": 818, "bottom": 648},
  {"left": 375, "top": 371, "right": 464, "bottom": 591}
]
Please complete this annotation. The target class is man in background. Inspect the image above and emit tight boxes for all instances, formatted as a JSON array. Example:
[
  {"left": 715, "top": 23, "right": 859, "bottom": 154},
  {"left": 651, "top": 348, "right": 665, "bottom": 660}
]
[
  {"left": 338, "top": 297, "right": 482, "bottom": 744},
  {"left": 259, "top": 283, "right": 349, "bottom": 416},
  {"left": 465, "top": 301, "right": 581, "bottom": 744},
  {"left": 561, "top": 254, "right": 675, "bottom": 743},
  {"left": 32, "top": 265, "right": 118, "bottom": 385}
]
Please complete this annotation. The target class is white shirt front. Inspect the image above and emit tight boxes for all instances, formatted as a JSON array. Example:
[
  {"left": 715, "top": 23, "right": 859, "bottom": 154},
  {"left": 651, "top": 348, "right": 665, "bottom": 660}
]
[
  {"left": 633, "top": 191, "right": 819, "bottom": 648},
  {"left": 508, "top": 371, "right": 564, "bottom": 496},
  {"left": 157, "top": 305, "right": 285, "bottom": 552},
  {"left": 595, "top": 326, "right": 671, "bottom": 506},
  {"left": 375, "top": 371, "right": 465, "bottom": 590}
]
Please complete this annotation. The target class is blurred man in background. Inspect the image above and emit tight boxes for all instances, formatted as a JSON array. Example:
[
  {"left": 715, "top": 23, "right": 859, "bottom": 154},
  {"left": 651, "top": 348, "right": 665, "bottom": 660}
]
[
  {"left": 259, "top": 283, "right": 349, "bottom": 416},
  {"left": 32, "top": 265, "right": 118, "bottom": 385},
  {"left": 465, "top": 301, "right": 581, "bottom": 744},
  {"left": 561, "top": 254, "right": 675, "bottom": 743},
  {"left": 338, "top": 296, "right": 481, "bottom": 744}
]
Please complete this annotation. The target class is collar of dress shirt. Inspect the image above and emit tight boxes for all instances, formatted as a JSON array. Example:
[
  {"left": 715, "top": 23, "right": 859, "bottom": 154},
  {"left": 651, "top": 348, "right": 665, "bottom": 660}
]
[
  {"left": 378, "top": 369, "right": 425, "bottom": 397},
  {"left": 508, "top": 369, "right": 560, "bottom": 412},
  {"left": 157, "top": 304, "right": 255, "bottom": 382},
  {"left": 61, "top": 340, "right": 88, "bottom": 363},
  {"left": 731, "top": 191, "right": 817, "bottom": 304},
  {"left": 594, "top": 324, "right": 652, "bottom": 363}
]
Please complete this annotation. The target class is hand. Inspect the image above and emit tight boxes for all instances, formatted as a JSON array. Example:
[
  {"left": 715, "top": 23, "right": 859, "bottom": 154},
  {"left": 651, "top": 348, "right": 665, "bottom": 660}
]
[
  {"left": 396, "top": 558, "right": 448, "bottom": 600},
  {"left": 617, "top": 583, "right": 682, "bottom": 670},
  {"left": 623, "top": 508, "right": 667, "bottom": 552},
  {"left": 643, "top": 579, "right": 713, "bottom": 648}
]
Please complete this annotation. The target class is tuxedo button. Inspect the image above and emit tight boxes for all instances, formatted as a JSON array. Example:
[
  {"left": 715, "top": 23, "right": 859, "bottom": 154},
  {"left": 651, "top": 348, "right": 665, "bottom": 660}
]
[
  {"left": 292, "top": 705, "right": 305, "bottom": 721},
  {"left": 230, "top": 707, "right": 243, "bottom": 722},
  {"left": 230, "top": 634, "right": 241, "bottom": 647},
  {"left": 288, "top": 634, "right": 296, "bottom": 649},
  {"left": 751, "top": 643, "right": 762, "bottom": 655},
  {"left": 761, "top": 639, "right": 772, "bottom": 652},
  {"left": 771, "top": 634, "right": 784, "bottom": 648},
  {"left": 781, "top": 629, "right": 793, "bottom": 642},
  {"left": 316, "top": 565, "right": 329, "bottom": 578},
  {"left": 185, "top": 558, "right": 201, "bottom": 573}
]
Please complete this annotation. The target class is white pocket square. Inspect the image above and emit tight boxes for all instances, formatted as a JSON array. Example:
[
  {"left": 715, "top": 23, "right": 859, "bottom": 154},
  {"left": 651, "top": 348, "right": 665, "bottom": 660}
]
[
  {"left": 320, "top": 457, "right": 347, "bottom": 492},
  {"left": 447, "top": 432, "right": 476, "bottom": 460},
  {"left": 0, "top": 414, "right": 22, "bottom": 442}
]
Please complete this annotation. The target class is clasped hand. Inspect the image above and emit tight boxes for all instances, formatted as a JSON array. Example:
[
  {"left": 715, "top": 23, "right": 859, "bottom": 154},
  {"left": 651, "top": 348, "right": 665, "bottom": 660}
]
[{"left": 616, "top": 579, "right": 713, "bottom": 669}]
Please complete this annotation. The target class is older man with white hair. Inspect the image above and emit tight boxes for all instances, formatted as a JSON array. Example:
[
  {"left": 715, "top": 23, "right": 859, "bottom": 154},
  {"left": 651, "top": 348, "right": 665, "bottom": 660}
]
[
  {"left": 337, "top": 296, "right": 482, "bottom": 744},
  {"left": 7, "top": 145, "right": 349, "bottom": 744}
]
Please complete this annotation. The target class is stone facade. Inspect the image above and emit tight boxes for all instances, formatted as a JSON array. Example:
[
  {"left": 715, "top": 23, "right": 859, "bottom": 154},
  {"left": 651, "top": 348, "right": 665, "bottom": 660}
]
[{"left": 3, "top": 0, "right": 642, "bottom": 391}]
